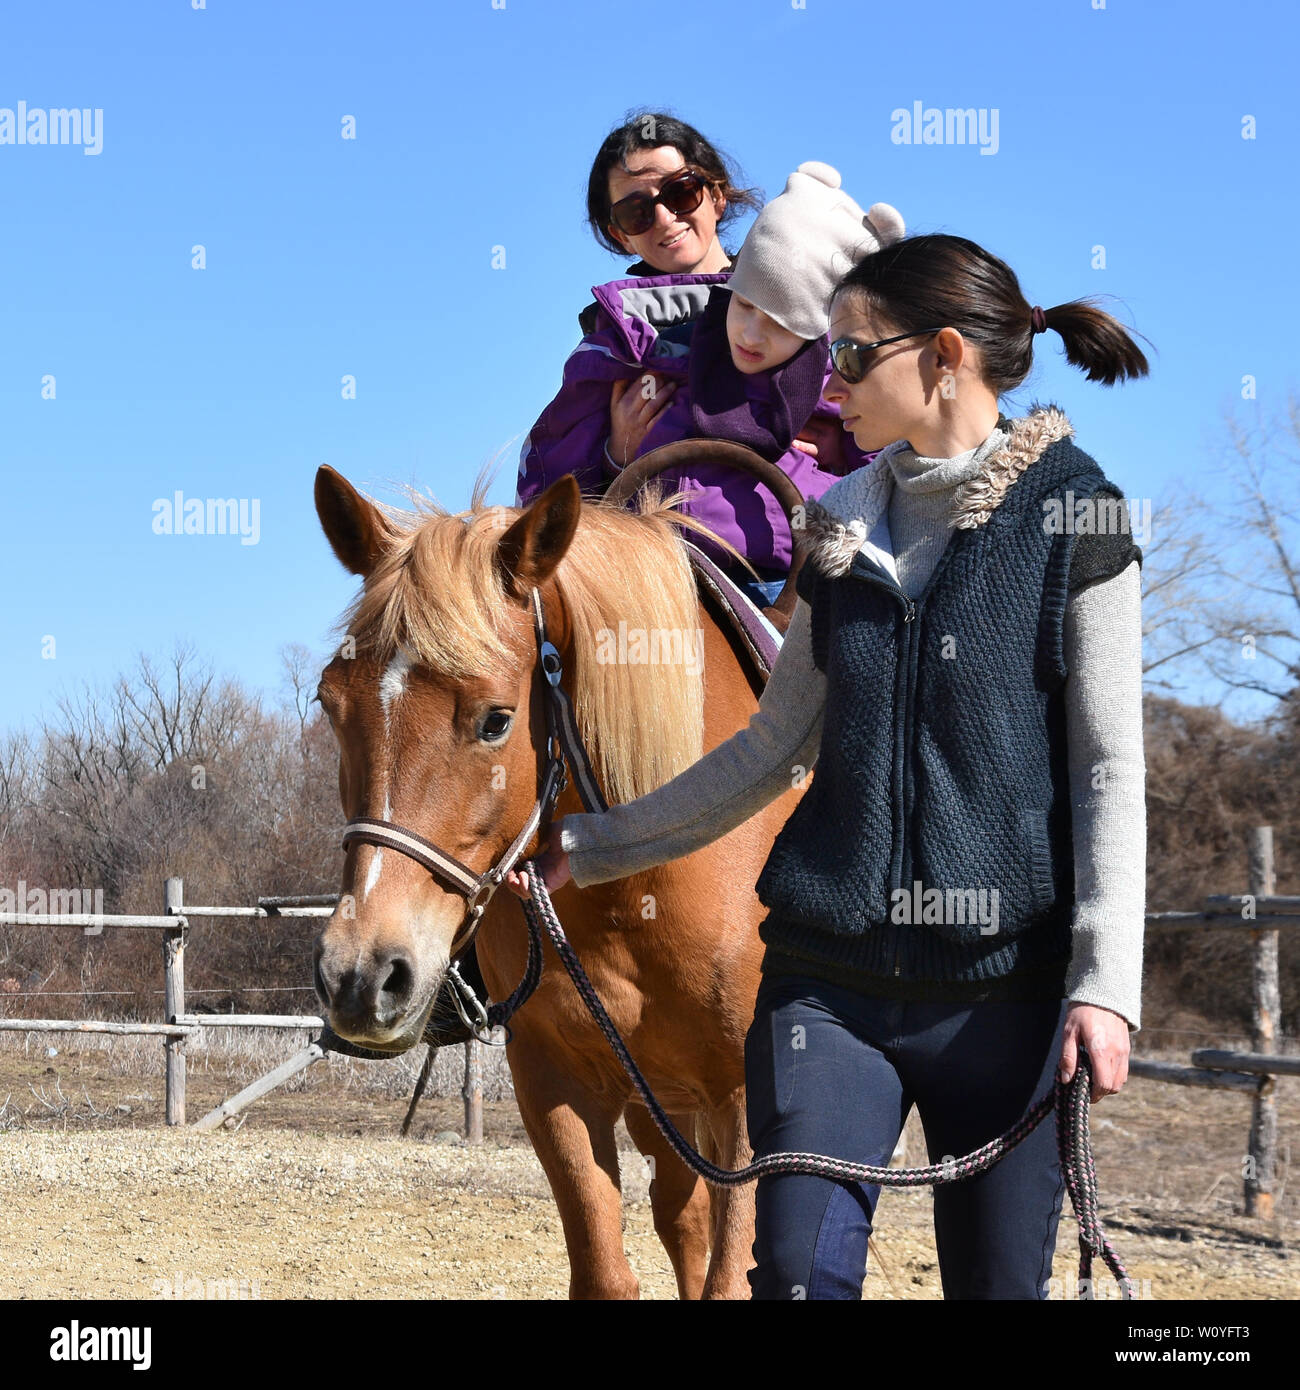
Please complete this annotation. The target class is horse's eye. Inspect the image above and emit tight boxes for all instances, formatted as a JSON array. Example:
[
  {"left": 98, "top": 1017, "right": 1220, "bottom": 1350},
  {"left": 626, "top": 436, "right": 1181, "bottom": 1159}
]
[{"left": 479, "top": 710, "right": 513, "bottom": 743}]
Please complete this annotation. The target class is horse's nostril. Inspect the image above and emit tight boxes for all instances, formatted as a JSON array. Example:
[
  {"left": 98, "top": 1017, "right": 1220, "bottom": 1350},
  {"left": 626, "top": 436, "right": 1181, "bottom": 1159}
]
[
  {"left": 378, "top": 952, "right": 414, "bottom": 1011},
  {"left": 313, "top": 952, "right": 331, "bottom": 1006}
]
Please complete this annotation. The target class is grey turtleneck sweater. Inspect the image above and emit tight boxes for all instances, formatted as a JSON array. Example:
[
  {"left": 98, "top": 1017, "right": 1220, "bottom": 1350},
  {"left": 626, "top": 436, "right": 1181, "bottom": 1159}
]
[
  {"left": 885, "top": 428, "right": 1006, "bottom": 596},
  {"left": 558, "top": 424, "right": 1147, "bottom": 1028}
]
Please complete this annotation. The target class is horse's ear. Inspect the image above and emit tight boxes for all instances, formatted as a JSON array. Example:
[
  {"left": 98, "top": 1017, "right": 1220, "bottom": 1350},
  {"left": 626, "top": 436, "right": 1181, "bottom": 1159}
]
[
  {"left": 496, "top": 475, "right": 582, "bottom": 600},
  {"left": 315, "top": 465, "right": 389, "bottom": 578}
]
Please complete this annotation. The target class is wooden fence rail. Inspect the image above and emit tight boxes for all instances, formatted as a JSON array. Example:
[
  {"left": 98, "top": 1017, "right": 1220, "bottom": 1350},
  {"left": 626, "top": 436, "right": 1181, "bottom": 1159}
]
[
  {"left": 191, "top": 1044, "right": 326, "bottom": 1133},
  {"left": 0, "top": 835, "right": 1291, "bottom": 1174},
  {"left": 0, "top": 1020, "right": 199, "bottom": 1037},
  {"left": 1127, "top": 1059, "right": 1265, "bottom": 1093},
  {"left": 175, "top": 1014, "right": 325, "bottom": 1030},
  {"left": 1191, "top": 1049, "right": 1300, "bottom": 1077},
  {"left": 0, "top": 914, "right": 188, "bottom": 929}
]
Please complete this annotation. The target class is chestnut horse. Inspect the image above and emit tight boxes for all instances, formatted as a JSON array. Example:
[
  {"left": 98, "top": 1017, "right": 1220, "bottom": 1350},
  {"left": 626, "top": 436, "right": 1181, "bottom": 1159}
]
[{"left": 311, "top": 465, "right": 805, "bottom": 1299}]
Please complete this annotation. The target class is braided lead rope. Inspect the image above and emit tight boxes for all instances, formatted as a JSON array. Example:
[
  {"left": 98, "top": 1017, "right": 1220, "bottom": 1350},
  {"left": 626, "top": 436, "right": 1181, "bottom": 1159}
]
[
  {"left": 1056, "top": 1058, "right": 1135, "bottom": 1298},
  {"left": 518, "top": 862, "right": 1134, "bottom": 1299},
  {"left": 477, "top": 896, "right": 545, "bottom": 1041}
]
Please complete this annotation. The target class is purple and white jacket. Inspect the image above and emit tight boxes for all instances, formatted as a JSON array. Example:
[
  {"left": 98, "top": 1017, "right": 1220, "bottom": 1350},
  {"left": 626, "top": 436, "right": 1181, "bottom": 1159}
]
[{"left": 515, "top": 271, "right": 870, "bottom": 573}]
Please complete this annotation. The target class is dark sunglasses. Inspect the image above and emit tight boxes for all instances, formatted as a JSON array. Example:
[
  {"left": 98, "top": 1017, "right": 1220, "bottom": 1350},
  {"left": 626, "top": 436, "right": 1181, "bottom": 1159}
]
[
  {"left": 830, "top": 328, "right": 947, "bottom": 384},
  {"left": 609, "top": 168, "right": 713, "bottom": 238}
]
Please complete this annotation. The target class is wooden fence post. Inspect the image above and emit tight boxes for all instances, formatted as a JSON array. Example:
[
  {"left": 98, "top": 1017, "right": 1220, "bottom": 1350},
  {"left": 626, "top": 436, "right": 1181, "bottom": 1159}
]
[
  {"left": 163, "top": 877, "right": 186, "bottom": 1126},
  {"left": 462, "top": 1039, "right": 483, "bottom": 1144},
  {"left": 1245, "top": 828, "right": 1278, "bottom": 1219}
]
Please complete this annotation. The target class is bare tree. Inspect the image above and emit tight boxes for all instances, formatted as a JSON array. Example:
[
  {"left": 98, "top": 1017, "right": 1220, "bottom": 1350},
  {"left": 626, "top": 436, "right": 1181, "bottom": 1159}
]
[
  {"left": 115, "top": 644, "right": 257, "bottom": 770},
  {"left": 1196, "top": 400, "right": 1300, "bottom": 706},
  {"left": 0, "top": 730, "right": 38, "bottom": 861},
  {"left": 1138, "top": 491, "right": 1237, "bottom": 694},
  {"left": 280, "top": 642, "right": 322, "bottom": 745}
]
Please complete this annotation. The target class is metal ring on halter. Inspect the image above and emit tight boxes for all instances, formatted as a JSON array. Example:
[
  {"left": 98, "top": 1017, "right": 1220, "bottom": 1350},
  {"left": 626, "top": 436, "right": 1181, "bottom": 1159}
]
[
  {"left": 447, "top": 900, "right": 487, "bottom": 961},
  {"left": 445, "top": 963, "right": 506, "bottom": 1045},
  {"left": 446, "top": 961, "right": 488, "bottom": 1027},
  {"left": 539, "top": 640, "right": 563, "bottom": 686}
]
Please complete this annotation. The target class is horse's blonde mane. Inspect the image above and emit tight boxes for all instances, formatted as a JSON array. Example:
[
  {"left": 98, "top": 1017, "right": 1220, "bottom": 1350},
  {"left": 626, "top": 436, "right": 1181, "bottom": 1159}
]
[{"left": 341, "top": 474, "right": 741, "bottom": 806}]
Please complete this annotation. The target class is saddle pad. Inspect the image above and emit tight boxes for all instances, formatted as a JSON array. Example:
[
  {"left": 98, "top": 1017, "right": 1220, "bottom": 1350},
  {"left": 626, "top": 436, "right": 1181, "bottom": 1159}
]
[{"left": 682, "top": 540, "right": 784, "bottom": 687}]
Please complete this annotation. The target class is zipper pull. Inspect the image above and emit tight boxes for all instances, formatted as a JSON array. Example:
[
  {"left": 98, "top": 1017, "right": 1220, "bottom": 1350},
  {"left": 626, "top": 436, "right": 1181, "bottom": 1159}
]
[{"left": 904, "top": 601, "right": 916, "bottom": 624}]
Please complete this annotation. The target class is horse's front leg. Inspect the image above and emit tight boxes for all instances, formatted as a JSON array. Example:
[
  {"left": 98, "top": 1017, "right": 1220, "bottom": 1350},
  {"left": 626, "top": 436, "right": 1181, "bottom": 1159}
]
[
  {"left": 508, "top": 1041, "right": 638, "bottom": 1300},
  {"left": 701, "top": 1090, "right": 757, "bottom": 1300},
  {"left": 623, "top": 1103, "right": 712, "bottom": 1299}
]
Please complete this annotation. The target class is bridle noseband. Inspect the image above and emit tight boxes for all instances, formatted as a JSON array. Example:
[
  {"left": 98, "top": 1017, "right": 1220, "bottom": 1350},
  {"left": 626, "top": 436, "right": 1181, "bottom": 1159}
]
[{"left": 340, "top": 586, "right": 608, "bottom": 964}]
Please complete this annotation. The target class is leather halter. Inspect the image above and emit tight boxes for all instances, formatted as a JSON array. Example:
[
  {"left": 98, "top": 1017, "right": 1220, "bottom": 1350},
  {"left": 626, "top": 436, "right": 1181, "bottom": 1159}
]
[{"left": 340, "top": 587, "right": 608, "bottom": 962}]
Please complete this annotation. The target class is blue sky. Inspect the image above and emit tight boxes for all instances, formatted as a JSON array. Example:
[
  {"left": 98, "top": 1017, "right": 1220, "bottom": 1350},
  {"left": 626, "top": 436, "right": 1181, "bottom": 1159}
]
[{"left": 0, "top": 0, "right": 1295, "bottom": 733}]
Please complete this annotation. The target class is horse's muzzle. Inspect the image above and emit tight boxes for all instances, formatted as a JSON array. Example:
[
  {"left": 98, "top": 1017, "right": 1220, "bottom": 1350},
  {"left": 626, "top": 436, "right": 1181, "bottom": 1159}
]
[{"left": 313, "top": 936, "right": 433, "bottom": 1048}]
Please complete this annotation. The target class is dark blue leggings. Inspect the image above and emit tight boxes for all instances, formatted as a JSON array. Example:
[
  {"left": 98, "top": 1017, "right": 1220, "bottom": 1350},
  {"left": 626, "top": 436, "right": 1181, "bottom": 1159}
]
[{"left": 744, "top": 972, "right": 1067, "bottom": 1300}]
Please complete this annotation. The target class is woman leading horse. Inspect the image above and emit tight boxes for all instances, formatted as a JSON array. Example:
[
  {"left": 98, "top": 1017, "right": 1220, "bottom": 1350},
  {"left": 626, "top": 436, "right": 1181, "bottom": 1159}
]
[{"left": 509, "top": 232, "right": 1149, "bottom": 1300}]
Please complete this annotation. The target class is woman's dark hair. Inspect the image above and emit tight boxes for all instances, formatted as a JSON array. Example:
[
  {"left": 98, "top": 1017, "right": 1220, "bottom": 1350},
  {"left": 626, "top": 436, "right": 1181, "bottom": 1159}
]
[
  {"left": 586, "top": 111, "right": 762, "bottom": 256},
  {"left": 832, "top": 233, "right": 1150, "bottom": 390}
]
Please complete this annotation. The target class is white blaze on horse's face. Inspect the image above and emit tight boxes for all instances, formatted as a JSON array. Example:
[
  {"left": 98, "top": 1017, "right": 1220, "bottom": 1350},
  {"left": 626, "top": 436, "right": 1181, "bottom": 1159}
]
[
  {"left": 362, "top": 837, "right": 384, "bottom": 903},
  {"left": 363, "top": 649, "right": 415, "bottom": 903},
  {"left": 378, "top": 649, "right": 414, "bottom": 726}
]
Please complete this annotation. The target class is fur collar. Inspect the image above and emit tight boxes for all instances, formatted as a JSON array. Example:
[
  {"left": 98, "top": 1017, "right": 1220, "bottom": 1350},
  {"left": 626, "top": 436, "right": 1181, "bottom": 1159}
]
[{"left": 798, "top": 404, "right": 1076, "bottom": 579}]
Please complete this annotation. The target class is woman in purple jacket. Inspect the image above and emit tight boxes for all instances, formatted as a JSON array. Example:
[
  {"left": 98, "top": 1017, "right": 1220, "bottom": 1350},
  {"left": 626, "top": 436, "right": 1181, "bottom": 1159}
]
[{"left": 517, "top": 163, "right": 905, "bottom": 604}]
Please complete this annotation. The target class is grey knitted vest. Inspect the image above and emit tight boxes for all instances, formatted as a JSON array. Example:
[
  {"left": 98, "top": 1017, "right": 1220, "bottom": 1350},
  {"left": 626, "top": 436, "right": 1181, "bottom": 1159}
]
[{"left": 754, "top": 407, "right": 1137, "bottom": 983}]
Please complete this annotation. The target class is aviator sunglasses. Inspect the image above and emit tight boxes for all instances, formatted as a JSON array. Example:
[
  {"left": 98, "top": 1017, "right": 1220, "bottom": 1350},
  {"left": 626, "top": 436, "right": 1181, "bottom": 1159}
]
[
  {"left": 830, "top": 328, "right": 947, "bottom": 385},
  {"left": 609, "top": 168, "right": 714, "bottom": 238}
]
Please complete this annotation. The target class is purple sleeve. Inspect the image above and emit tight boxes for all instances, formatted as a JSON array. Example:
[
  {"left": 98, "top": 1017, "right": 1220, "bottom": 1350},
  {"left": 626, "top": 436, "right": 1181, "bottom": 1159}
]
[
  {"left": 839, "top": 434, "right": 877, "bottom": 475},
  {"left": 515, "top": 337, "right": 643, "bottom": 506},
  {"left": 777, "top": 443, "right": 843, "bottom": 506}
]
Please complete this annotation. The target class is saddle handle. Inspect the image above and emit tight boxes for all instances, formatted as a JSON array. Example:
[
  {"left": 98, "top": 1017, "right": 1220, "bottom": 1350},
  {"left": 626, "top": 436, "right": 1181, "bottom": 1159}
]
[{"left": 601, "top": 439, "right": 807, "bottom": 631}]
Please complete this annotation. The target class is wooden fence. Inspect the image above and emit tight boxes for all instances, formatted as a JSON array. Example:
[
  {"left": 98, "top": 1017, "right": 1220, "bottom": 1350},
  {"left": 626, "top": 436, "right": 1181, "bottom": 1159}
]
[
  {"left": 0, "top": 876, "right": 487, "bottom": 1140},
  {"left": 1, "top": 833, "right": 1295, "bottom": 1196},
  {"left": 1136, "top": 827, "right": 1295, "bottom": 1219}
]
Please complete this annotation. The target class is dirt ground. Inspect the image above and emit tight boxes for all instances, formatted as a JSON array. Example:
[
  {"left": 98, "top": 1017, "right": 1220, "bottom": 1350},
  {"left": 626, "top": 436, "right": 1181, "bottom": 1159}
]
[{"left": 0, "top": 1043, "right": 1295, "bottom": 1300}]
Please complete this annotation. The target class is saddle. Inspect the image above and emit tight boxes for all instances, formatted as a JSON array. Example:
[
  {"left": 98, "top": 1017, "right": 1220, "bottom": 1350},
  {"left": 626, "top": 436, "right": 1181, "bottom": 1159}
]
[{"left": 604, "top": 438, "right": 806, "bottom": 699}]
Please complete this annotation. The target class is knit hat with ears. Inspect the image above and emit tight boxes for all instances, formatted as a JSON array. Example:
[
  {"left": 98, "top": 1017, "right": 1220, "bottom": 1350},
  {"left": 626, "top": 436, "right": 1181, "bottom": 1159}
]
[{"left": 727, "top": 161, "right": 906, "bottom": 341}]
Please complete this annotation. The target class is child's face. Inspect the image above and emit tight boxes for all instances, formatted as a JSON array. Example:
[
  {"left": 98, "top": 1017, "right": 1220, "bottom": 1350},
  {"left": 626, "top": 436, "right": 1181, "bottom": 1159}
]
[{"left": 726, "top": 293, "right": 807, "bottom": 375}]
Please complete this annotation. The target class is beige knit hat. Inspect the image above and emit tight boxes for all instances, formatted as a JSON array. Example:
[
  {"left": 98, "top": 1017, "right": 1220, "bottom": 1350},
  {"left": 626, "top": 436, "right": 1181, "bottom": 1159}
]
[{"left": 727, "top": 161, "right": 905, "bottom": 340}]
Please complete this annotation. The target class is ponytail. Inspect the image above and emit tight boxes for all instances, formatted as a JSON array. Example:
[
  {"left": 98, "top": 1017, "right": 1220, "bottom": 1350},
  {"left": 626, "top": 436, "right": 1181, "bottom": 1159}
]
[
  {"left": 1041, "top": 299, "right": 1149, "bottom": 386},
  {"left": 833, "top": 234, "right": 1150, "bottom": 394}
]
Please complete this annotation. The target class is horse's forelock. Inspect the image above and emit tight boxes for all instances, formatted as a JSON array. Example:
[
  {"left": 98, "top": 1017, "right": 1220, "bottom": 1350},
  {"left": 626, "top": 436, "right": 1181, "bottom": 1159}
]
[{"left": 341, "top": 504, "right": 519, "bottom": 680}]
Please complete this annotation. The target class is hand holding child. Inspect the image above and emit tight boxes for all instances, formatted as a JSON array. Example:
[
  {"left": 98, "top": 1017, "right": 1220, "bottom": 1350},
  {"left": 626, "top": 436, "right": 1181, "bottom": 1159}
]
[
  {"left": 792, "top": 415, "right": 849, "bottom": 475},
  {"left": 609, "top": 374, "right": 676, "bottom": 467}
]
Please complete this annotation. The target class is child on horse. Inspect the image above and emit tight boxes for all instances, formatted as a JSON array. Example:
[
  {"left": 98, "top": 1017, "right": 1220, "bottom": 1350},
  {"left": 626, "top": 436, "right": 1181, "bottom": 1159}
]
[{"left": 515, "top": 162, "right": 904, "bottom": 607}]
